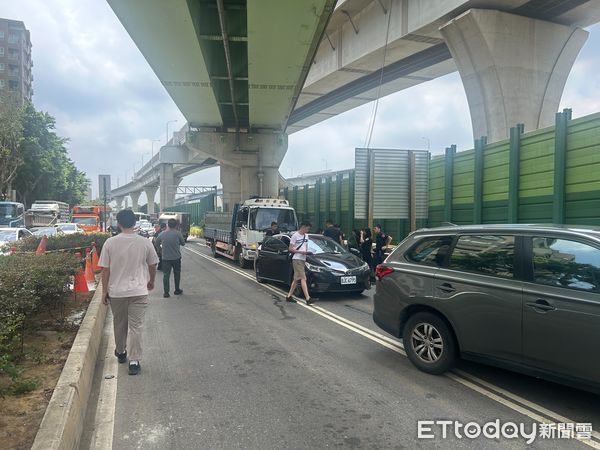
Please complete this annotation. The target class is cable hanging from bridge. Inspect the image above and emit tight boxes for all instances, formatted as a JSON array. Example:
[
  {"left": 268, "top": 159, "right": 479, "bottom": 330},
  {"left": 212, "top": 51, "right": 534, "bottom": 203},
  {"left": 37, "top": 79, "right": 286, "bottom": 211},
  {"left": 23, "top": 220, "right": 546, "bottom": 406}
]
[{"left": 363, "top": 0, "right": 393, "bottom": 150}]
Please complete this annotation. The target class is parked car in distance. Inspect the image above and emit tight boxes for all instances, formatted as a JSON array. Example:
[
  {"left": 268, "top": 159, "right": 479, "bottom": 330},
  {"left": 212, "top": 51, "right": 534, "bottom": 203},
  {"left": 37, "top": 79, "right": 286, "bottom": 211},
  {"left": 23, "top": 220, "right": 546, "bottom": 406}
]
[
  {"left": 32, "top": 226, "right": 64, "bottom": 237},
  {"left": 255, "top": 233, "right": 371, "bottom": 294},
  {"left": 373, "top": 224, "right": 600, "bottom": 394},
  {"left": 136, "top": 220, "right": 155, "bottom": 237},
  {"left": 56, "top": 223, "right": 84, "bottom": 235},
  {"left": 0, "top": 227, "right": 34, "bottom": 254}
]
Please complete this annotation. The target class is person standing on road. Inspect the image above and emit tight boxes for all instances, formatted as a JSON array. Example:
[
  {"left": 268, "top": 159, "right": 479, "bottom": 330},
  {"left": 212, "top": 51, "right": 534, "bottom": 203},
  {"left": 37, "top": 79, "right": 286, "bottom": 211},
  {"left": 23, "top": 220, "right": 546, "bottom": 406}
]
[
  {"left": 348, "top": 229, "right": 361, "bottom": 252},
  {"left": 323, "top": 219, "right": 343, "bottom": 245},
  {"left": 155, "top": 218, "right": 186, "bottom": 298},
  {"left": 286, "top": 222, "right": 317, "bottom": 305},
  {"left": 99, "top": 209, "right": 159, "bottom": 376},
  {"left": 373, "top": 224, "right": 388, "bottom": 267},
  {"left": 153, "top": 222, "right": 167, "bottom": 271},
  {"left": 360, "top": 228, "right": 374, "bottom": 273}
]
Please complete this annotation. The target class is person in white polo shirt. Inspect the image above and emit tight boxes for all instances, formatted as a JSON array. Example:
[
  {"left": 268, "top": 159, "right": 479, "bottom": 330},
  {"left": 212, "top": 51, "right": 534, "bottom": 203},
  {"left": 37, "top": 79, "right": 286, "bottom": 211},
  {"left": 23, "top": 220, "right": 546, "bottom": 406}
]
[
  {"left": 285, "top": 221, "right": 317, "bottom": 305},
  {"left": 99, "top": 209, "right": 159, "bottom": 375}
]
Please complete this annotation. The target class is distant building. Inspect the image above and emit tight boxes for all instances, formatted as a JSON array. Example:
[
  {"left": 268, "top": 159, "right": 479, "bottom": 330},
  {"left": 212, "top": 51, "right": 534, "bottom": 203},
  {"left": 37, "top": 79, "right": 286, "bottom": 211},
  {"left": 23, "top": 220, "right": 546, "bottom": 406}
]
[{"left": 0, "top": 18, "right": 33, "bottom": 104}]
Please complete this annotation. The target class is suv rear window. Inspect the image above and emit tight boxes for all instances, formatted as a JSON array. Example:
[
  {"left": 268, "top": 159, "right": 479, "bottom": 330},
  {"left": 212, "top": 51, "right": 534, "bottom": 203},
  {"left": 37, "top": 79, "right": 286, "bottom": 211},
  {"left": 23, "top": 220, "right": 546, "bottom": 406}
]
[
  {"left": 449, "top": 235, "right": 515, "bottom": 278},
  {"left": 405, "top": 236, "right": 453, "bottom": 266}
]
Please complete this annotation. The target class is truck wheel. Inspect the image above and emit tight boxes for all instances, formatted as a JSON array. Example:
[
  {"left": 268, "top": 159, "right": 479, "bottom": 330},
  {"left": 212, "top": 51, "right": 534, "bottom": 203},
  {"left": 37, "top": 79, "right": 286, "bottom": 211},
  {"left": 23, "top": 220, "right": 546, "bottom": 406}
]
[
  {"left": 238, "top": 251, "right": 249, "bottom": 269},
  {"left": 211, "top": 243, "right": 219, "bottom": 258}
]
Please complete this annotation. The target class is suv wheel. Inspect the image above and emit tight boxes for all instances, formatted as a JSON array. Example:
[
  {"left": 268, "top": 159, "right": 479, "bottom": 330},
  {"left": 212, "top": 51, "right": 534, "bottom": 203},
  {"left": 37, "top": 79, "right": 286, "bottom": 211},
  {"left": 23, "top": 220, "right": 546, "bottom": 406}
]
[{"left": 403, "top": 312, "right": 456, "bottom": 375}]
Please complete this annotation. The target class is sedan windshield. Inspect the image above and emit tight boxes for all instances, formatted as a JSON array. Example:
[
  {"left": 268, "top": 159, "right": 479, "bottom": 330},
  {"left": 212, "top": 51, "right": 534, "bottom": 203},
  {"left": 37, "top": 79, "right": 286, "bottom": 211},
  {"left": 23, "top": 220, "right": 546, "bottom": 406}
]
[
  {"left": 0, "top": 231, "right": 17, "bottom": 242},
  {"left": 307, "top": 236, "right": 346, "bottom": 255},
  {"left": 58, "top": 225, "right": 76, "bottom": 231}
]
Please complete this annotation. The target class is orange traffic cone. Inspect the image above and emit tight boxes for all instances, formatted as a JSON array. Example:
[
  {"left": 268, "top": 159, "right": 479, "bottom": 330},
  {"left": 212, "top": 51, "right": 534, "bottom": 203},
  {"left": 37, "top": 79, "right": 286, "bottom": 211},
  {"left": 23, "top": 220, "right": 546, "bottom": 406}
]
[
  {"left": 36, "top": 235, "right": 48, "bottom": 255},
  {"left": 85, "top": 248, "right": 95, "bottom": 282},
  {"left": 73, "top": 252, "right": 89, "bottom": 293},
  {"left": 91, "top": 242, "right": 100, "bottom": 272}
]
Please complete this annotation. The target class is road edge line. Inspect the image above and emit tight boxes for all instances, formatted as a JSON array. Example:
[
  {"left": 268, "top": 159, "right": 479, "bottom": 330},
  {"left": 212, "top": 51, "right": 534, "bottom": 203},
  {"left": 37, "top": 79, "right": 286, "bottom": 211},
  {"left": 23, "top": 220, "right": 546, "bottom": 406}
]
[{"left": 31, "top": 285, "right": 107, "bottom": 450}]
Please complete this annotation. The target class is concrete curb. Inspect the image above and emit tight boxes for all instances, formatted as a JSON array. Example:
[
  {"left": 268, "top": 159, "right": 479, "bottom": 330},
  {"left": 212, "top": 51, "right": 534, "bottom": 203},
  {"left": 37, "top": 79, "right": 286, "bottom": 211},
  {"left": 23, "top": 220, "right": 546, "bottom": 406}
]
[{"left": 31, "top": 286, "right": 107, "bottom": 450}]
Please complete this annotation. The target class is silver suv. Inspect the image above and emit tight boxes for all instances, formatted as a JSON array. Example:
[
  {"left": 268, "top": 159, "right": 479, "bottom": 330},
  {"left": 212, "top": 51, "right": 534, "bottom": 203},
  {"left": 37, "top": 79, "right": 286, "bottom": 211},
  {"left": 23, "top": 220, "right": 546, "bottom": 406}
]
[{"left": 373, "top": 224, "right": 600, "bottom": 393}]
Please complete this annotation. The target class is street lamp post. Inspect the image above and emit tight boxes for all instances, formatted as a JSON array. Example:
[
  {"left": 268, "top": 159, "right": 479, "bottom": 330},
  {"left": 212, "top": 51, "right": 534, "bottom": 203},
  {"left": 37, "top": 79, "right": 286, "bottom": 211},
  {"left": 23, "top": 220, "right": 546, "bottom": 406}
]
[
  {"left": 166, "top": 120, "right": 178, "bottom": 145},
  {"left": 421, "top": 137, "right": 431, "bottom": 152},
  {"left": 141, "top": 152, "right": 150, "bottom": 168}
]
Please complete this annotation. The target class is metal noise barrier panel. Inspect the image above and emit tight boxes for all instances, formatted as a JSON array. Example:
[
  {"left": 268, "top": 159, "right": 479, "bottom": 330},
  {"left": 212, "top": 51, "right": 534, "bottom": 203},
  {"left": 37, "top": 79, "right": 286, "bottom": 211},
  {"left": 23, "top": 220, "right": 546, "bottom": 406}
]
[{"left": 354, "top": 148, "right": 429, "bottom": 220}]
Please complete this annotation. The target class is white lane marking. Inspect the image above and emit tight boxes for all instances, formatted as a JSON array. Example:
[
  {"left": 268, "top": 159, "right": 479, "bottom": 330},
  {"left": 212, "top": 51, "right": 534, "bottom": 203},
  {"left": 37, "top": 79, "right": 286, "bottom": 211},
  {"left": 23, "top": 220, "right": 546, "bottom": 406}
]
[
  {"left": 453, "top": 369, "right": 600, "bottom": 442},
  {"left": 184, "top": 246, "right": 600, "bottom": 448},
  {"left": 90, "top": 311, "right": 118, "bottom": 450}
]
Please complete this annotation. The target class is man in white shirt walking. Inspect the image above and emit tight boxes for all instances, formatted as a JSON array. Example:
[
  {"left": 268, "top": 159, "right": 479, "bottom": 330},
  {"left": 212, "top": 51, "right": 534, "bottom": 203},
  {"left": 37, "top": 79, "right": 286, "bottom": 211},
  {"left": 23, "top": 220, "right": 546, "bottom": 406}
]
[
  {"left": 99, "top": 209, "right": 159, "bottom": 375},
  {"left": 286, "top": 221, "right": 317, "bottom": 305}
]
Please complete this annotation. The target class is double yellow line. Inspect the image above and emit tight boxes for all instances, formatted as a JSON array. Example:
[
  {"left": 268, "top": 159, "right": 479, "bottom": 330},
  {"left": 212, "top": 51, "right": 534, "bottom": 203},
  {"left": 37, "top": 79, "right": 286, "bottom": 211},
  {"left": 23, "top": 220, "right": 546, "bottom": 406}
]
[{"left": 184, "top": 245, "right": 600, "bottom": 449}]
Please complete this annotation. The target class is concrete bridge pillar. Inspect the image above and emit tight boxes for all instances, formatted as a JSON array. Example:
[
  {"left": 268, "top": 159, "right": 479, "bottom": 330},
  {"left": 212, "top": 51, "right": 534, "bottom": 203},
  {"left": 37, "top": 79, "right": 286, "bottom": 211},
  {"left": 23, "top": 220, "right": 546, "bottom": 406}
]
[
  {"left": 189, "top": 132, "right": 287, "bottom": 210},
  {"left": 114, "top": 195, "right": 124, "bottom": 211},
  {"left": 440, "top": 9, "right": 588, "bottom": 143},
  {"left": 145, "top": 186, "right": 159, "bottom": 215},
  {"left": 220, "top": 163, "right": 241, "bottom": 213},
  {"left": 130, "top": 191, "right": 141, "bottom": 211},
  {"left": 159, "top": 164, "right": 182, "bottom": 209}
]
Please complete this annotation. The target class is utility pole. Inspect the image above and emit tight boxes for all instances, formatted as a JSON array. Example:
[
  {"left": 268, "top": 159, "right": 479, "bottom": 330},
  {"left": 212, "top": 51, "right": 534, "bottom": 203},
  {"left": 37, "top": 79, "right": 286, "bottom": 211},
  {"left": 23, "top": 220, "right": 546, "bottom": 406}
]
[{"left": 102, "top": 177, "right": 108, "bottom": 232}]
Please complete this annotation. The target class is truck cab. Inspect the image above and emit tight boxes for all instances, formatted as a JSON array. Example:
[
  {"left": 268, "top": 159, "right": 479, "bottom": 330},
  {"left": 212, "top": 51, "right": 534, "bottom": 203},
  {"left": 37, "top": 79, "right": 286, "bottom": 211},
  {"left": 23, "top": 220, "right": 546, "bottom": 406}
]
[
  {"left": 236, "top": 198, "right": 298, "bottom": 261},
  {"left": 205, "top": 198, "right": 298, "bottom": 268},
  {"left": 0, "top": 202, "right": 25, "bottom": 227},
  {"left": 71, "top": 206, "right": 111, "bottom": 233}
]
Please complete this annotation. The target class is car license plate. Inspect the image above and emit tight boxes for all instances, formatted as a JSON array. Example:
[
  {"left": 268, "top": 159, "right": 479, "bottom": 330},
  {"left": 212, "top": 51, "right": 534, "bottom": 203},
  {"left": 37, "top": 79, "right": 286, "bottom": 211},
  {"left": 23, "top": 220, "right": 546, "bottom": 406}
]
[{"left": 340, "top": 276, "right": 356, "bottom": 285}]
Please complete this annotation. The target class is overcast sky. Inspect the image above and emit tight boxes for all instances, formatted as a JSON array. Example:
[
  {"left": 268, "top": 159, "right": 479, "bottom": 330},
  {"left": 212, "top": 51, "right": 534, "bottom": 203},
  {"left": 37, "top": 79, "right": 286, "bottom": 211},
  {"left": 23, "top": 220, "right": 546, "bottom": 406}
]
[{"left": 2, "top": 1, "right": 599, "bottom": 204}]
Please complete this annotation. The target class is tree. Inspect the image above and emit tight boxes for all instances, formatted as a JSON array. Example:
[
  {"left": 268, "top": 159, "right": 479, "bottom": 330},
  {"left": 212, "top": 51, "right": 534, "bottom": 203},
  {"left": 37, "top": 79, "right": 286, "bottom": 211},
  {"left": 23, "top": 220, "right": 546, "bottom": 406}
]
[
  {"left": 12, "top": 104, "right": 89, "bottom": 207},
  {"left": 0, "top": 97, "right": 24, "bottom": 197}
]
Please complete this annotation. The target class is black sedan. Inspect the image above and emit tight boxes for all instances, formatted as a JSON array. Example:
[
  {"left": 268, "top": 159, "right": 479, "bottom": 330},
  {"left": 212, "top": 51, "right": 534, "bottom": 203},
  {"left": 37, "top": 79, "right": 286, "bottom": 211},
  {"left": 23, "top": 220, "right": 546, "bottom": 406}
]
[{"left": 255, "top": 234, "right": 371, "bottom": 294}]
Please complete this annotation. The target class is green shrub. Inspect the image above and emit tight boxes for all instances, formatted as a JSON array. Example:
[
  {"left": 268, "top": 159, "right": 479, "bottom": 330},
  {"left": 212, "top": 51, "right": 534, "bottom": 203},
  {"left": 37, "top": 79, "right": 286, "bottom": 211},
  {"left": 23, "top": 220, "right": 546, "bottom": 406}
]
[
  {"left": 190, "top": 225, "right": 203, "bottom": 238},
  {"left": 11, "top": 377, "right": 39, "bottom": 395},
  {"left": 14, "top": 232, "right": 109, "bottom": 254},
  {"left": 0, "top": 253, "right": 81, "bottom": 355}
]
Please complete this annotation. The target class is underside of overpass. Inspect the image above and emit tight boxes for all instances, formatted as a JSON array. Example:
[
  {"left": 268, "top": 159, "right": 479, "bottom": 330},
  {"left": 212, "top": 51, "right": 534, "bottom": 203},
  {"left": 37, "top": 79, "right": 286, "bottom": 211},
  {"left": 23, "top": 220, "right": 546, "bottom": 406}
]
[{"left": 108, "top": 0, "right": 336, "bottom": 210}]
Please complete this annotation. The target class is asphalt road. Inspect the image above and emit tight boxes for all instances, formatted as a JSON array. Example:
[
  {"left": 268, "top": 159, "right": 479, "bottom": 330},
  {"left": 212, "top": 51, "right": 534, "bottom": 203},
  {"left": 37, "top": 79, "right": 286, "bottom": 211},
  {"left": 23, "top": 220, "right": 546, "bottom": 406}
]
[{"left": 84, "top": 238, "right": 599, "bottom": 449}]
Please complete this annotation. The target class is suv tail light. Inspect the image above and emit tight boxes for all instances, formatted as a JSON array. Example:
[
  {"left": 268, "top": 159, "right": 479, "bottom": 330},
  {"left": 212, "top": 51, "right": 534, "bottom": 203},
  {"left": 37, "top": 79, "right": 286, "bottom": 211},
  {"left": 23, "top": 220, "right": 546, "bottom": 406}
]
[{"left": 376, "top": 265, "right": 394, "bottom": 281}]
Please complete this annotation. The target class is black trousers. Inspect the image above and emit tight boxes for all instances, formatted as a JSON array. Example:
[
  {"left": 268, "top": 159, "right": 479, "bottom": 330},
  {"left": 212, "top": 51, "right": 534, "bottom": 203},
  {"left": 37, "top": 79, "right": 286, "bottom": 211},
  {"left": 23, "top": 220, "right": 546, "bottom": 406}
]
[{"left": 162, "top": 258, "right": 181, "bottom": 293}]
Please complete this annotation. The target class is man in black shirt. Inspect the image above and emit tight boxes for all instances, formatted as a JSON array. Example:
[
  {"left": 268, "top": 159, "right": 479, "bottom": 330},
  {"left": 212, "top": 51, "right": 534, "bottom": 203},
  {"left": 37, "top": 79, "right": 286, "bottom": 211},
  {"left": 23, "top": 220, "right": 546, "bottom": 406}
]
[
  {"left": 373, "top": 224, "right": 387, "bottom": 267},
  {"left": 323, "top": 219, "right": 342, "bottom": 245},
  {"left": 265, "top": 221, "right": 279, "bottom": 237}
]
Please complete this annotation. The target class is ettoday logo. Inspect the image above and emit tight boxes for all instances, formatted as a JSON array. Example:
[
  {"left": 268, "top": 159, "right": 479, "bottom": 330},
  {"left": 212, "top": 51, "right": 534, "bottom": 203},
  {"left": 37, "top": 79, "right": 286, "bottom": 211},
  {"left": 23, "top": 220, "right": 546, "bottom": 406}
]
[{"left": 417, "top": 420, "right": 593, "bottom": 444}]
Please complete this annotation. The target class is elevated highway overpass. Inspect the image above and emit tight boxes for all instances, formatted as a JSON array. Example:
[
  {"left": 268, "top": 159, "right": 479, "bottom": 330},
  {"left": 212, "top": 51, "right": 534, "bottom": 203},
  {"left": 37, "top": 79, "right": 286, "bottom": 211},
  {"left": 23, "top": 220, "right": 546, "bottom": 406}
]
[{"left": 107, "top": 0, "right": 599, "bottom": 211}]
